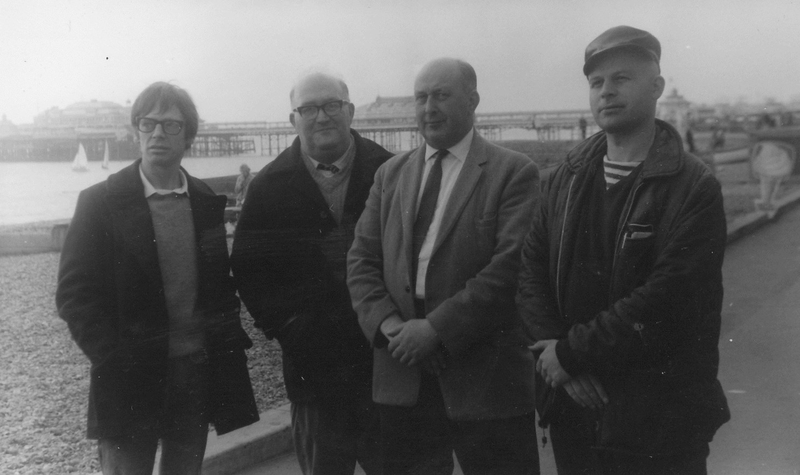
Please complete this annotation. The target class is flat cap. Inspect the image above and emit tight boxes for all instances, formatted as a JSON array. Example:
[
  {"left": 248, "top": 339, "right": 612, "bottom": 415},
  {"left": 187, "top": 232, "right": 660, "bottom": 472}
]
[{"left": 584, "top": 25, "right": 660, "bottom": 75}]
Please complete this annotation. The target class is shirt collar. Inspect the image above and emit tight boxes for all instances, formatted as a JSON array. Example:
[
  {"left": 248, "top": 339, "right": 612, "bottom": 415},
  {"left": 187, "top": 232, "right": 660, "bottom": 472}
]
[
  {"left": 304, "top": 134, "right": 355, "bottom": 173},
  {"left": 424, "top": 128, "right": 474, "bottom": 163},
  {"left": 139, "top": 164, "right": 190, "bottom": 198}
]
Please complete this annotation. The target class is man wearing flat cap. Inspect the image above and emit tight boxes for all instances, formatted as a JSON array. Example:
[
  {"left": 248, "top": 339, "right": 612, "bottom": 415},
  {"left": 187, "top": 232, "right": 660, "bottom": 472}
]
[{"left": 518, "top": 25, "right": 730, "bottom": 474}]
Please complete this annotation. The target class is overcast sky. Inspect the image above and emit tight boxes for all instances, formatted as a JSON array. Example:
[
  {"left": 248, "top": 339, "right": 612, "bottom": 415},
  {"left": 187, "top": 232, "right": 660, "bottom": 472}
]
[{"left": 2, "top": 0, "right": 799, "bottom": 124}]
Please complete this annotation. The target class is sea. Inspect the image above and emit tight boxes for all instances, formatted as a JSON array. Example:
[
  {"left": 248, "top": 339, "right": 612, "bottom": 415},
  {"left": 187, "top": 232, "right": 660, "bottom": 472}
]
[{"left": 0, "top": 155, "right": 277, "bottom": 225}]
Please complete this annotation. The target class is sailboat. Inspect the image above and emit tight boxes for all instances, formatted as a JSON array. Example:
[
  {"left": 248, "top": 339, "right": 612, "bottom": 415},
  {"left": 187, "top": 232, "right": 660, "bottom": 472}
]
[
  {"left": 101, "top": 141, "right": 110, "bottom": 169},
  {"left": 71, "top": 142, "right": 89, "bottom": 172}
]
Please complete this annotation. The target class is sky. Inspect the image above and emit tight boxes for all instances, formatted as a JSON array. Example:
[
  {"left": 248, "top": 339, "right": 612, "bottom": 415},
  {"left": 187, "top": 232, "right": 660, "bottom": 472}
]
[{"left": 2, "top": 0, "right": 800, "bottom": 124}]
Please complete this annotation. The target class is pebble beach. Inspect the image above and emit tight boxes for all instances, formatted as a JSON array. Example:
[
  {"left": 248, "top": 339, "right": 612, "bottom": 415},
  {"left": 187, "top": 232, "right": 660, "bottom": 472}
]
[{"left": 0, "top": 252, "right": 287, "bottom": 474}]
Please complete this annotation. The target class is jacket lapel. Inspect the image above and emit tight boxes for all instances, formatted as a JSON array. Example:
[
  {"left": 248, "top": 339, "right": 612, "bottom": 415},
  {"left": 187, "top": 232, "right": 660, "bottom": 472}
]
[
  {"left": 280, "top": 140, "right": 336, "bottom": 224},
  {"left": 106, "top": 160, "right": 162, "bottom": 287},
  {"left": 398, "top": 147, "right": 426, "bottom": 281},
  {"left": 432, "top": 132, "right": 486, "bottom": 255}
]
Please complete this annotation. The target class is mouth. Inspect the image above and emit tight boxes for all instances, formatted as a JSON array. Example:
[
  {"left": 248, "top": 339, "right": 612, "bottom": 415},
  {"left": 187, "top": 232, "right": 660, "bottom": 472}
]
[{"left": 600, "top": 104, "right": 624, "bottom": 114}]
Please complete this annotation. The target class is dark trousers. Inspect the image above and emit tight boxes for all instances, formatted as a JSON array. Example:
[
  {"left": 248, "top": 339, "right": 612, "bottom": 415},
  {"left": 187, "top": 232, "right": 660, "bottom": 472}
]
[
  {"left": 549, "top": 402, "right": 710, "bottom": 475},
  {"left": 378, "top": 373, "right": 539, "bottom": 475},
  {"left": 291, "top": 385, "right": 381, "bottom": 475},
  {"left": 98, "top": 354, "right": 210, "bottom": 475}
]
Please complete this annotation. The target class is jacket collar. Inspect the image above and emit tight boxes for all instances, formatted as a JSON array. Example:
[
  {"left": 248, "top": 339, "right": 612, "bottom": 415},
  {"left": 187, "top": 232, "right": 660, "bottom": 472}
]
[
  {"left": 565, "top": 119, "right": 685, "bottom": 180},
  {"left": 103, "top": 160, "right": 222, "bottom": 285},
  {"left": 265, "top": 129, "right": 376, "bottom": 223}
]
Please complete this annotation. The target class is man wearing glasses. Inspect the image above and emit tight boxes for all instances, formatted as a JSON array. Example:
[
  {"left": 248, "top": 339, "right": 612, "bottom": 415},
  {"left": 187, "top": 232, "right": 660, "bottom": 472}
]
[
  {"left": 232, "top": 71, "right": 391, "bottom": 474},
  {"left": 57, "top": 82, "right": 259, "bottom": 474}
]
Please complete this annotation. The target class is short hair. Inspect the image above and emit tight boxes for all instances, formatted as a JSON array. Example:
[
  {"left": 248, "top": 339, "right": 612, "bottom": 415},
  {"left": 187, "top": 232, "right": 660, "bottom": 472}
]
[
  {"left": 289, "top": 72, "right": 350, "bottom": 107},
  {"left": 131, "top": 82, "right": 199, "bottom": 148}
]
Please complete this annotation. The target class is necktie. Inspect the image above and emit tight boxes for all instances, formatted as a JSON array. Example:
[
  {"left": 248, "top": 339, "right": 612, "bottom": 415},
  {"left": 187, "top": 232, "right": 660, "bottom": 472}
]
[
  {"left": 412, "top": 149, "right": 448, "bottom": 281},
  {"left": 317, "top": 163, "right": 340, "bottom": 174}
]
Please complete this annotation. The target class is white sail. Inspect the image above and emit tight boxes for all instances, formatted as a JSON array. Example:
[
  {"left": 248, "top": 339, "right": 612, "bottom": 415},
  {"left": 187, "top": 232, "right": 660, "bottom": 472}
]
[
  {"left": 72, "top": 143, "right": 89, "bottom": 172},
  {"left": 101, "top": 141, "right": 110, "bottom": 169}
]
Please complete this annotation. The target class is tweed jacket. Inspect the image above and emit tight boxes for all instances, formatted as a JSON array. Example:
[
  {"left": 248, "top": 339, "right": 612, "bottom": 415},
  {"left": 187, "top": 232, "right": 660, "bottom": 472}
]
[
  {"left": 56, "top": 160, "right": 258, "bottom": 439},
  {"left": 347, "top": 131, "right": 539, "bottom": 421}
]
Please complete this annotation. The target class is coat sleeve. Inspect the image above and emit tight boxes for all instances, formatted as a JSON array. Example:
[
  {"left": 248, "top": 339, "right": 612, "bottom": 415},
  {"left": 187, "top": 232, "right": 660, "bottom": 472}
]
[
  {"left": 517, "top": 172, "right": 571, "bottom": 342},
  {"left": 55, "top": 188, "right": 120, "bottom": 366},
  {"left": 426, "top": 158, "right": 540, "bottom": 356},
  {"left": 557, "top": 172, "right": 727, "bottom": 376},
  {"left": 347, "top": 164, "right": 401, "bottom": 347}
]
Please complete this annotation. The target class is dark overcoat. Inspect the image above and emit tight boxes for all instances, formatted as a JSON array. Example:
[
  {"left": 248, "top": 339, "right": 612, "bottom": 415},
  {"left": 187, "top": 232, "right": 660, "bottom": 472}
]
[
  {"left": 231, "top": 130, "right": 392, "bottom": 404},
  {"left": 56, "top": 160, "right": 259, "bottom": 439}
]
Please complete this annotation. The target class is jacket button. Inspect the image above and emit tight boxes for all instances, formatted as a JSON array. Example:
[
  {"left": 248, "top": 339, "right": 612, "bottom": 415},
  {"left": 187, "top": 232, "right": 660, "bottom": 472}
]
[{"left": 405, "top": 286, "right": 411, "bottom": 293}]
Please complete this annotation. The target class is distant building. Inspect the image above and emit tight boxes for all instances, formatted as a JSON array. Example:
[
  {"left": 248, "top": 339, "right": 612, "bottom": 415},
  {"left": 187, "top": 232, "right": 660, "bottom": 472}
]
[
  {"left": 0, "top": 115, "right": 17, "bottom": 138},
  {"left": 353, "top": 96, "right": 416, "bottom": 128},
  {"left": 34, "top": 99, "right": 131, "bottom": 130},
  {"left": 657, "top": 88, "right": 692, "bottom": 139},
  {"left": 0, "top": 100, "right": 137, "bottom": 162}
]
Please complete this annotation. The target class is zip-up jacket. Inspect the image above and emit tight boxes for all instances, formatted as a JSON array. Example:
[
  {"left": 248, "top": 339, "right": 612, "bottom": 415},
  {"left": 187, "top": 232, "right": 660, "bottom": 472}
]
[{"left": 518, "top": 120, "right": 730, "bottom": 456}]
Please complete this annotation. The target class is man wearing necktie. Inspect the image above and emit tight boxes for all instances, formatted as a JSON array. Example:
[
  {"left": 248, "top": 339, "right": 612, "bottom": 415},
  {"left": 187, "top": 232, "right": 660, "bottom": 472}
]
[
  {"left": 348, "top": 58, "right": 541, "bottom": 474},
  {"left": 56, "top": 82, "right": 258, "bottom": 474},
  {"left": 232, "top": 72, "right": 392, "bottom": 474}
]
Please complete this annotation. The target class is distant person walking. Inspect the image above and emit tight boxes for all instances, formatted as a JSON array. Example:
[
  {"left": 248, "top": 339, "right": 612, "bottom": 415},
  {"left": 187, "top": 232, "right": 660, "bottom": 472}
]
[
  {"left": 686, "top": 127, "right": 696, "bottom": 152},
  {"left": 711, "top": 127, "right": 726, "bottom": 150},
  {"left": 234, "top": 163, "right": 254, "bottom": 206},
  {"left": 56, "top": 82, "right": 259, "bottom": 475},
  {"left": 579, "top": 116, "right": 588, "bottom": 139}
]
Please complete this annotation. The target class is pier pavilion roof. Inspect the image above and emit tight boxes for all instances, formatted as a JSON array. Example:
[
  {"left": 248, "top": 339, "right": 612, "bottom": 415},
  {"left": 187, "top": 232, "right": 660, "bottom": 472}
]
[{"left": 354, "top": 96, "right": 415, "bottom": 120}]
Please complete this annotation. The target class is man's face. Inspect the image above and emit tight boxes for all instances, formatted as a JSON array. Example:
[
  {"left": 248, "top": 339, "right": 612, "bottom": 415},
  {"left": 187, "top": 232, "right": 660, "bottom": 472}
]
[
  {"left": 290, "top": 75, "right": 354, "bottom": 162},
  {"left": 414, "top": 62, "right": 479, "bottom": 150},
  {"left": 136, "top": 103, "right": 188, "bottom": 170},
  {"left": 587, "top": 52, "right": 664, "bottom": 135}
]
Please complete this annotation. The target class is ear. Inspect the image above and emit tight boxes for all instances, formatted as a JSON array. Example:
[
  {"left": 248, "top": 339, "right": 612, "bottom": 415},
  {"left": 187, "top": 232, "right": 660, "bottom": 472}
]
[
  {"left": 289, "top": 112, "right": 296, "bottom": 128},
  {"left": 469, "top": 90, "right": 481, "bottom": 112},
  {"left": 653, "top": 75, "right": 666, "bottom": 101},
  {"left": 184, "top": 138, "right": 194, "bottom": 151},
  {"left": 344, "top": 102, "right": 356, "bottom": 127}
]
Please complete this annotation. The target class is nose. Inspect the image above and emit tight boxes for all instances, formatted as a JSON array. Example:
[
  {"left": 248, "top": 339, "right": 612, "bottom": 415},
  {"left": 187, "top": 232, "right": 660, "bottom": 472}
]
[
  {"left": 315, "top": 108, "right": 333, "bottom": 122},
  {"left": 151, "top": 123, "right": 167, "bottom": 137},
  {"left": 424, "top": 96, "right": 439, "bottom": 115},
  {"left": 600, "top": 81, "right": 616, "bottom": 99}
]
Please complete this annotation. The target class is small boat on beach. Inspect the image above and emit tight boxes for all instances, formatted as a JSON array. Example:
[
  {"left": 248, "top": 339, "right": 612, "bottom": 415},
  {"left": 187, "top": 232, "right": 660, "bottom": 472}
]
[
  {"left": 101, "top": 141, "right": 109, "bottom": 169},
  {"left": 71, "top": 143, "right": 89, "bottom": 172}
]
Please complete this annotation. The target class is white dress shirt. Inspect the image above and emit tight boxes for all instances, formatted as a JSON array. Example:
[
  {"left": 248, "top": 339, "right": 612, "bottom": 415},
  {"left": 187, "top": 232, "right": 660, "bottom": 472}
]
[
  {"left": 415, "top": 128, "right": 474, "bottom": 298},
  {"left": 139, "top": 165, "right": 189, "bottom": 198}
]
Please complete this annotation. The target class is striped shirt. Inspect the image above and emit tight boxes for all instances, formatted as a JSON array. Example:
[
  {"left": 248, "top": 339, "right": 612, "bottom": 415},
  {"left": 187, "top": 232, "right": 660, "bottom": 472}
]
[{"left": 603, "top": 155, "right": 642, "bottom": 189}]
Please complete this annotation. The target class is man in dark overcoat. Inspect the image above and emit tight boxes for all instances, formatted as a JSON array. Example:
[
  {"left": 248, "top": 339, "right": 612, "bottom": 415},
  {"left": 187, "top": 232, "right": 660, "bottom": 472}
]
[
  {"left": 57, "top": 82, "right": 259, "bottom": 475},
  {"left": 231, "top": 72, "right": 392, "bottom": 474}
]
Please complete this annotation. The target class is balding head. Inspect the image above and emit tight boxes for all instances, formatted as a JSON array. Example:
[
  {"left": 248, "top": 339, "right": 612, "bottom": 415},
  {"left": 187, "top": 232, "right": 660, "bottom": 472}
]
[
  {"left": 414, "top": 58, "right": 480, "bottom": 149},
  {"left": 288, "top": 71, "right": 355, "bottom": 164},
  {"left": 290, "top": 72, "right": 350, "bottom": 109}
]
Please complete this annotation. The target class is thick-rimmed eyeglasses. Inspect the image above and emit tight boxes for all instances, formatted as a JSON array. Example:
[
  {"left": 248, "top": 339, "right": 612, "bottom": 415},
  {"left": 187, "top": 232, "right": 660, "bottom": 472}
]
[
  {"left": 137, "top": 118, "right": 184, "bottom": 135},
  {"left": 293, "top": 100, "right": 349, "bottom": 120}
]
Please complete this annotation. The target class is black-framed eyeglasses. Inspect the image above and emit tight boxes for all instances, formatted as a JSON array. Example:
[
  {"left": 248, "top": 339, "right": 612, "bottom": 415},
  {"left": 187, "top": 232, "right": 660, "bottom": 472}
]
[
  {"left": 293, "top": 100, "right": 349, "bottom": 120},
  {"left": 137, "top": 118, "right": 184, "bottom": 135}
]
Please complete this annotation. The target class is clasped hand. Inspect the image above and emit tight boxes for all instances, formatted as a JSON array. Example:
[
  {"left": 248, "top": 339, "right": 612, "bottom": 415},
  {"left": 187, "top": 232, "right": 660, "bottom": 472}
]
[
  {"left": 383, "top": 317, "right": 442, "bottom": 370},
  {"left": 530, "top": 339, "right": 608, "bottom": 409}
]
